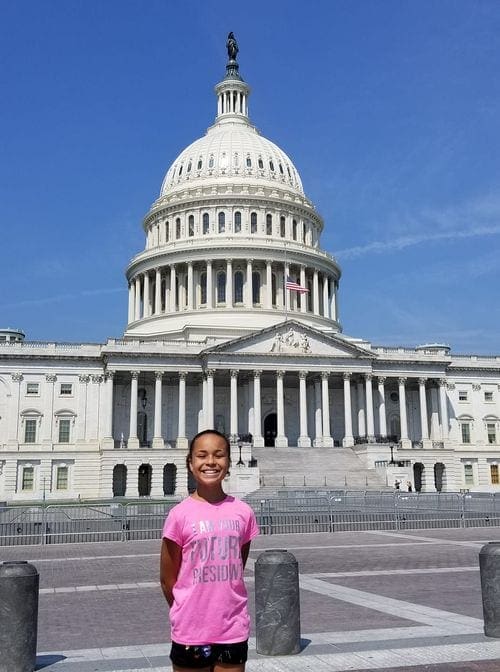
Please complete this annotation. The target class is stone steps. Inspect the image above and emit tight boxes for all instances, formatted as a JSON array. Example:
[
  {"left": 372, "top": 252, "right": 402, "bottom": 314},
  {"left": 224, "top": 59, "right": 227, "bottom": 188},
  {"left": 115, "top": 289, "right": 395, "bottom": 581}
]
[{"left": 251, "top": 445, "right": 388, "bottom": 490}]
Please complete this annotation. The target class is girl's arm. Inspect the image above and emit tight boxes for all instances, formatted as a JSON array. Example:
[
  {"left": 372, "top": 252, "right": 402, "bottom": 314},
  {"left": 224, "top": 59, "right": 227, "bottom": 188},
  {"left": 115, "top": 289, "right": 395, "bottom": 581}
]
[
  {"left": 241, "top": 541, "right": 251, "bottom": 569},
  {"left": 160, "top": 538, "right": 182, "bottom": 607}
]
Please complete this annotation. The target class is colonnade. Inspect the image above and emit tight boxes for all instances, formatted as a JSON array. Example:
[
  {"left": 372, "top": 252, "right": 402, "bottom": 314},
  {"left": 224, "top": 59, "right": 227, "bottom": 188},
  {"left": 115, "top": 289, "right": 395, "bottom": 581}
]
[
  {"left": 127, "top": 260, "right": 338, "bottom": 324},
  {"left": 115, "top": 370, "right": 450, "bottom": 450}
]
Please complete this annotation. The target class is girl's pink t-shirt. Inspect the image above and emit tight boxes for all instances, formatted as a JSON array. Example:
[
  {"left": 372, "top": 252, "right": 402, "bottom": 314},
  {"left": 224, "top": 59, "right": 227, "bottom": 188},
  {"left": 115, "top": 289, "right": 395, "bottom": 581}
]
[{"left": 162, "top": 495, "right": 259, "bottom": 645}]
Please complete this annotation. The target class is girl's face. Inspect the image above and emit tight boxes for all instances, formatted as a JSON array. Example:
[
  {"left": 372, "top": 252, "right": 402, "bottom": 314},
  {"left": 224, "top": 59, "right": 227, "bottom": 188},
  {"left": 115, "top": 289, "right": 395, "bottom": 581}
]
[{"left": 188, "top": 433, "right": 230, "bottom": 488}]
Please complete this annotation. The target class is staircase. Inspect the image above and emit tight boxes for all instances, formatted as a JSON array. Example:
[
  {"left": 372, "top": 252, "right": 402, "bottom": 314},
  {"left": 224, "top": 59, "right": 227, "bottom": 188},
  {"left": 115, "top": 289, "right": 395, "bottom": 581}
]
[{"left": 250, "top": 445, "right": 388, "bottom": 492}]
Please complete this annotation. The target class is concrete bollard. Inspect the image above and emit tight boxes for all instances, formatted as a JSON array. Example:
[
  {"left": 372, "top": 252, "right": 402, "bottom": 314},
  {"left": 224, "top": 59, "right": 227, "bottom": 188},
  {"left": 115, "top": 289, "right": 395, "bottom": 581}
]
[
  {"left": 255, "top": 549, "right": 300, "bottom": 655},
  {"left": 480, "top": 542, "right": 500, "bottom": 637},
  {"left": 0, "top": 561, "right": 39, "bottom": 672}
]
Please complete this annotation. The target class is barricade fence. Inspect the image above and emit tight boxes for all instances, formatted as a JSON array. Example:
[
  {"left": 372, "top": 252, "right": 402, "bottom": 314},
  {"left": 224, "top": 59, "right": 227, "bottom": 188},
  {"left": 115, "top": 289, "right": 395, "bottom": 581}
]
[{"left": 2, "top": 492, "right": 500, "bottom": 545}]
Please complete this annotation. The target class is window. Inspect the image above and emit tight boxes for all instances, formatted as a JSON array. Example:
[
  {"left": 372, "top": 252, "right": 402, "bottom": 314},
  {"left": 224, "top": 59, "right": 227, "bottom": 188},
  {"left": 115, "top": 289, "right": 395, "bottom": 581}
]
[
  {"left": 234, "top": 211, "right": 241, "bottom": 233},
  {"left": 292, "top": 219, "right": 297, "bottom": 241},
  {"left": 188, "top": 215, "right": 194, "bottom": 237},
  {"left": 197, "top": 158, "right": 203, "bottom": 170},
  {"left": 218, "top": 212, "right": 225, "bottom": 233},
  {"left": 271, "top": 273, "right": 277, "bottom": 307},
  {"left": 24, "top": 419, "right": 37, "bottom": 444},
  {"left": 258, "top": 157, "right": 264, "bottom": 169},
  {"left": 165, "top": 221, "right": 170, "bottom": 242},
  {"left": 202, "top": 213, "right": 209, "bottom": 235},
  {"left": 279, "top": 163, "right": 284, "bottom": 175},
  {"left": 187, "top": 161, "right": 192, "bottom": 173},
  {"left": 280, "top": 216, "right": 286, "bottom": 238},
  {"left": 461, "top": 423, "right": 471, "bottom": 444},
  {"left": 26, "top": 383, "right": 39, "bottom": 395},
  {"left": 487, "top": 423, "right": 497, "bottom": 444},
  {"left": 208, "top": 154, "right": 214, "bottom": 168},
  {"left": 217, "top": 271, "right": 226, "bottom": 303},
  {"left": 485, "top": 391, "right": 494, "bottom": 402},
  {"left": 200, "top": 272, "right": 207, "bottom": 304},
  {"left": 60, "top": 383, "right": 72, "bottom": 396},
  {"left": 491, "top": 464, "right": 499, "bottom": 485},
  {"left": 252, "top": 271, "right": 261, "bottom": 305},
  {"left": 266, "top": 214, "right": 273, "bottom": 236},
  {"left": 56, "top": 466, "right": 69, "bottom": 490},
  {"left": 178, "top": 164, "right": 183, "bottom": 176},
  {"left": 22, "top": 466, "right": 34, "bottom": 491},
  {"left": 459, "top": 390, "right": 468, "bottom": 402},
  {"left": 250, "top": 212, "right": 257, "bottom": 234},
  {"left": 176, "top": 218, "right": 181, "bottom": 239},
  {"left": 234, "top": 271, "right": 244, "bottom": 303},
  {"left": 246, "top": 156, "right": 252, "bottom": 168},
  {"left": 58, "top": 419, "right": 71, "bottom": 443},
  {"left": 464, "top": 464, "right": 474, "bottom": 485},
  {"left": 269, "top": 160, "right": 275, "bottom": 172}
]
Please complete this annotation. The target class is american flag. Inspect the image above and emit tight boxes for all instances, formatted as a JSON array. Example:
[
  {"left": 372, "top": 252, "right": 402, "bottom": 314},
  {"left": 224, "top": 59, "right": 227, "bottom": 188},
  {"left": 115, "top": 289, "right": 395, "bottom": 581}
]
[{"left": 285, "top": 275, "right": 309, "bottom": 293}]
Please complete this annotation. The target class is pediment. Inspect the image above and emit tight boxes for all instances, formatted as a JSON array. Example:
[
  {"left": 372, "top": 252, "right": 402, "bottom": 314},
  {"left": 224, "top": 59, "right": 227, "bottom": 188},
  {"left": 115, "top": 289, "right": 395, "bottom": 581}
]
[{"left": 202, "top": 321, "right": 374, "bottom": 359}]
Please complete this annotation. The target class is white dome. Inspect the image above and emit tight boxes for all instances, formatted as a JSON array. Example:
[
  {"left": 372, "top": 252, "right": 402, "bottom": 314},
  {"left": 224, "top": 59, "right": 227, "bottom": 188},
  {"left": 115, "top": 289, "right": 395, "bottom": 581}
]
[{"left": 160, "top": 120, "right": 304, "bottom": 199}]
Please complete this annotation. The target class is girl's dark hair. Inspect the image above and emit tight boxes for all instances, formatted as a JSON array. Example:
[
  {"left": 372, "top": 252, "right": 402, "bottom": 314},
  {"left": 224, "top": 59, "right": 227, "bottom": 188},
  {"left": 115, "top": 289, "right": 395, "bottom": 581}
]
[{"left": 186, "top": 429, "right": 231, "bottom": 470}]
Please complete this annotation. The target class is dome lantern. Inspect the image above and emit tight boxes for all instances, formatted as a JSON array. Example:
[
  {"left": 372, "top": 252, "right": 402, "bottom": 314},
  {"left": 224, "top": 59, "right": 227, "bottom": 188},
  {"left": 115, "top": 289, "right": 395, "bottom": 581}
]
[{"left": 214, "top": 32, "right": 250, "bottom": 123}]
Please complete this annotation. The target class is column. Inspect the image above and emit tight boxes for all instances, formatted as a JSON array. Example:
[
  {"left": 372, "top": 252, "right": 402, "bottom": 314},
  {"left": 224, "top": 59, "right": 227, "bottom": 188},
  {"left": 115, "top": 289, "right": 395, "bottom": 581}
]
[
  {"left": 253, "top": 370, "right": 264, "bottom": 447},
  {"left": 43, "top": 374, "right": 56, "bottom": 445},
  {"left": 206, "top": 369, "right": 215, "bottom": 428},
  {"left": 439, "top": 379, "right": 449, "bottom": 441},
  {"left": 300, "top": 266, "right": 307, "bottom": 313},
  {"left": 206, "top": 261, "right": 213, "bottom": 309},
  {"left": 143, "top": 272, "right": 150, "bottom": 317},
  {"left": 8, "top": 373, "right": 23, "bottom": 444},
  {"left": 177, "top": 372, "right": 188, "bottom": 449},
  {"left": 128, "top": 371, "right": 139, "bottom": 449},
  {"left": 330, "top": 279, "right": 336, "bottom": 321},
  {"left": 102, "top": 371, "right": 114, "bottom": 445},
  {"left": 275, "top": 371, "right": 288, "bottom": 447},
  {"left": 313, "top": 269, "right": 320, "bottom": 315},
  {"left": 76, "top": 374, "right": 89, "bottom": 443},
  {"left": 343, "top": 372, "right": 354, "bottom": 447},
  {"left": 226, "top": 259, "right": 233, "bottom": 308},
  {"left": 322, "top": 275, "right": 329, "bottom": 318},
  {"left": 365, "top": 374, "right": 375, "bottom": 441},
  {"left": 398, "top": 377, "right": 409, "bottom": 444},
  {"left": 128, "top": 283, "right": 135, "bottom": 322},
  {"left": 321, "top": 372, "right": 333, "bottom": 447},
  {"left": 155, "top": 268, "right": 162, "bottom": 315},
  {"left": 298, "top": 371, "right": 311, "bottom": 447},
  {"left": 170, "top": 265, "right": 177, "bottom": 312},
  {"left": 187, "top": 262, "right": 194, "bottom": 310},
  {"left": 246, "top": 259, "right": 253, "bottom": 308},
  {"left": 230, "top": 370, "right": 238, "bottom": 439},
  {"left": 314, "top": 379, "right": 323, "bottom": 447},
  {"left": 419, "top": 378, "right": 429, "bottom": 441},
  {"left": 153, "top": 371, "right": 164, "bottom": 448},
  {"left": 134, "top": 276, "right": 141, "bottom": 320},
  {"left": 265, "top": 260, "right": 272, "bottom": 309},
  {"left": 284, "top": 262, "right": 290, "bottom": 312},
  {"left": 357, "top": 380, "right": 366, "bottom": 438},
  {"left": 165, "top": 265, "right": 170, "bottom": 314},
  {"left": 378, "top": 377, "right": 387, "bottom": 438},
  {"left": 430, "top": 384, "right": 440, "bottom": 440}
]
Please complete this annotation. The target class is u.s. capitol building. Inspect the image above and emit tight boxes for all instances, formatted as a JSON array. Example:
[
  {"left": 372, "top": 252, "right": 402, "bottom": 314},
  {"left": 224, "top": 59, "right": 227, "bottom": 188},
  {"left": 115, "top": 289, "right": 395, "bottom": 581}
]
[{"left": 1, "top": 37, "right": 499, "bottom": 501}]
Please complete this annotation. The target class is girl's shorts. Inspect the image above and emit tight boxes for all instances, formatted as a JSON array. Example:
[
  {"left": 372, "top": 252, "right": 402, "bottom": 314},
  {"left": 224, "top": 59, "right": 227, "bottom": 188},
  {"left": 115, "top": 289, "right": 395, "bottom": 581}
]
[{"left": 170, "top": 640, "right": 248, "bottom": 668}]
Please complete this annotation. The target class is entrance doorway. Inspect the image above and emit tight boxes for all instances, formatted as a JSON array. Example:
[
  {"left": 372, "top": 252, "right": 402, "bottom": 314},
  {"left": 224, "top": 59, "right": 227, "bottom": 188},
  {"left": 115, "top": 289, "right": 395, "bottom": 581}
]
[
  {"left": 264, "top": 413, "right": 277, "bottom": 447},
  {"left": 138, "top": 463, "right": 152, "bottom": 496}
]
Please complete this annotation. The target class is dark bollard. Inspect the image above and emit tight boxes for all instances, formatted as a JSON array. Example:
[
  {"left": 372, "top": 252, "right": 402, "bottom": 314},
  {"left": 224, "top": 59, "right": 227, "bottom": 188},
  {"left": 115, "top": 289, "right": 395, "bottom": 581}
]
[
  {"left": 0, "top": 561, "right": 39, "bottom": 672},
  {"left": 479, "top": 542, "right": 500, "bottom": 637},
  {"left": 255, "top": 549, "right": 300, "bottom": 655}
]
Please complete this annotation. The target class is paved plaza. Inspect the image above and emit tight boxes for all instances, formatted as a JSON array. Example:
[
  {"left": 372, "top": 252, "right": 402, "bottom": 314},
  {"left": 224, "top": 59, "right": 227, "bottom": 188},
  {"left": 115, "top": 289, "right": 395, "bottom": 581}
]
[{"left": 2, "top": 527, "right": 500, "bottom": 671}]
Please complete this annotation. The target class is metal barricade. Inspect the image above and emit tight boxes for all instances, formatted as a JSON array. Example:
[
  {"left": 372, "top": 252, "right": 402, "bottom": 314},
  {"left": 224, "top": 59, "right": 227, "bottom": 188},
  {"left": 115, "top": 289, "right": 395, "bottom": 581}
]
[
  {"left": 44, "top": 505, "right": 125, "bottom": 544},
  {"left": 0, "top": 507, "right": 44, "bottom": 546},
  {"left": 124, "top": 501, "right": 177, "bottom": 540}
]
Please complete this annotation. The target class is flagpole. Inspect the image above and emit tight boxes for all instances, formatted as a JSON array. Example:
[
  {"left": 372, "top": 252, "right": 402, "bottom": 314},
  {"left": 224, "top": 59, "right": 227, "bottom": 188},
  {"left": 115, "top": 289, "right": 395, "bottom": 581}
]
[{"left": 284, "top": 243, "right": 288, "bottom": 322}]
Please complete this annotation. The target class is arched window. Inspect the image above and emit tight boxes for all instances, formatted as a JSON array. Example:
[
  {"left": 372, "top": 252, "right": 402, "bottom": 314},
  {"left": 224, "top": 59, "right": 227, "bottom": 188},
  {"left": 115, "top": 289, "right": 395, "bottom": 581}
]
[
  {"left": 292, "top": 219, "right": 297, "bottom": 241},
  {"left": 252, "top": 271, "right": 261, "bottom": 305},
  {"left": 178, "top": 164, "right": 183, "bottom": 176},
  {"left": 208, "top": 154, "right": 214, "bottom": 168},
  {"left": 176, "top": 218, "right": 181, "bottom": 239},
  {"left": 197, "top": 158, "right": 203, "bottom": 170},
  {"left": 258, "top": 157, "right": 264, "bottom": 169},
  {"left": 165, "top": 221, "right": 170, "bottom": 242},
  {"left": 280, "top": 216, "right": 286, "bottom": 238},
  {"left": 234, "top": 271, "right": 244, "bottom": 304},
  {"left": 234, "top": 211, "right": 242, "bottom": 233},
  {"left": 269, "top": 160, "right": 275, "bottom": 172},
  {"left": 266, "top": 214, "right": 273, "bottom": 236},
  {"left": 187, "top": 161, "right": 192, "bottom": 173},
  {"left": 188, "top": 214, "right": 194, "bottom": 237},
  {"left": 163, "top": 464, "right": 177, "bottom": 495},
  {"left": 246, "top": 156, "right": 252, "bottom": 168},
  {"left": 279, "top": 163, "right": 284, "bottom": 175},
  {"left": 217, "top": 271, "right": 226, "bottom": 303},
  {"left": 218, "top": 212, "right": 225, "bottom": 233},
  {"left": 202, "top": 213, "right": 209, "bottom": 235},
  {"left": 250, "top": 212, "right": 257, "bottom": 234},
  {"left": 271, "top": 273, "right": 277, "bottom": 307},
  {"left": 200, "top": 272, "right": 207, "bottom": 305}
]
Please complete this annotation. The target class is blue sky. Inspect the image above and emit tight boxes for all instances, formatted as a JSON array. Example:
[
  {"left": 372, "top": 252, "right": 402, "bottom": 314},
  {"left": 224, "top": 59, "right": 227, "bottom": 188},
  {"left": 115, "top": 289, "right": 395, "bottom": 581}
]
[{"left": 1, "top": 0, "right": 499, "bottom": 354}]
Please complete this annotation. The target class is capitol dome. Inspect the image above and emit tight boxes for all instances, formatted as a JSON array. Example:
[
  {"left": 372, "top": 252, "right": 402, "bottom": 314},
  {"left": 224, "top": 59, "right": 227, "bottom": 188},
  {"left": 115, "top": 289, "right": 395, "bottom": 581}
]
[{"left": 124, "top": 38, "right": 341, "bottom": 342}]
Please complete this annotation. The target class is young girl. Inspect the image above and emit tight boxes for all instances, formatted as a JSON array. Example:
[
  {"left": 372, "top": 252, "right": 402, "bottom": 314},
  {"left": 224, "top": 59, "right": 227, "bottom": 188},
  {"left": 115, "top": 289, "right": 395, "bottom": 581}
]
[{"left": 160, "top": 429, "right": 259, "bottom": 672}]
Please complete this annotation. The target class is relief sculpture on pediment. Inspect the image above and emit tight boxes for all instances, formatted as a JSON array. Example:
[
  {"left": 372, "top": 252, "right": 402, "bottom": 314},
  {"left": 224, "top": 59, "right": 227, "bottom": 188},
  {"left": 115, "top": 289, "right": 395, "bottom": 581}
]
[{"left": 270, "top": 328, "right": 311, "bottom": 354}]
